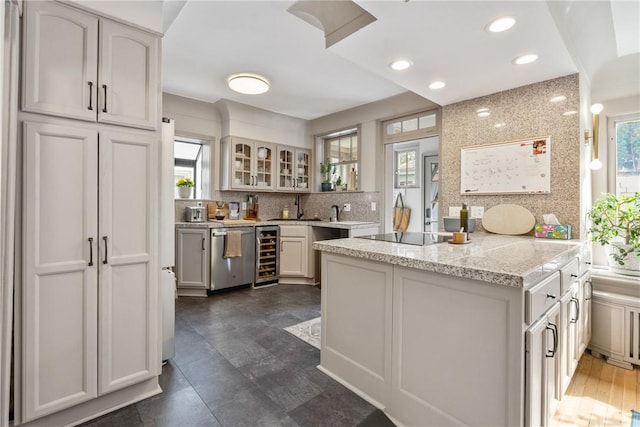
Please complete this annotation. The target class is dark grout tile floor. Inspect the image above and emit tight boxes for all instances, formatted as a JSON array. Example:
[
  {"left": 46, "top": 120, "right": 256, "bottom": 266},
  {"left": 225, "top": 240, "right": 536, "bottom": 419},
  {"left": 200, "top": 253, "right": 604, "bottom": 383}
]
[{"left": 81, "top": 284, "right": 396, "bottom": 427}]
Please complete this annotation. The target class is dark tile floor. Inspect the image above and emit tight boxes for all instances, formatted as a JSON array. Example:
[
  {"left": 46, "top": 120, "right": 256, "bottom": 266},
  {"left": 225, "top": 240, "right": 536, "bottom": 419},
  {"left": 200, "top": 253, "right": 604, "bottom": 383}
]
[{"left": 81, "top": 284, "right": 395, "bottom": 427}]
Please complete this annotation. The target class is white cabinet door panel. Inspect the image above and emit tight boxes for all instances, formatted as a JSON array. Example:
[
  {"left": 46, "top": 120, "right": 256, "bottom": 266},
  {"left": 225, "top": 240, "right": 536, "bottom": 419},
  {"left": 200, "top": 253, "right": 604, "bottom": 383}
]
[
  {"left": 280, "top": 237, "right": 306, "bottom": 276},
  {"left": 22, "top": 2, "right": 98, "bottom": 121},
  {"left": 176, "top": 229, "right": 209, "bottom": 289},
  {"left": 23, "top": 122, "right": 98, "bottom": 421},
  {"left": 99, "top": 131, "right": 158, "bottom": 394},
  {"left": 99, "top": 20, "right": 159, "bottom": 130}
]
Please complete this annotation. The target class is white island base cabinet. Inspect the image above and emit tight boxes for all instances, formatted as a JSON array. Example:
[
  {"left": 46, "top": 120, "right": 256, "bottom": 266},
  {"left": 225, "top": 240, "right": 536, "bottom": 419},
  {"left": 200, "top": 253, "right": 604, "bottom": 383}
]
[{"left": 319, "top": 253, "right": 524, "bottom": 426}]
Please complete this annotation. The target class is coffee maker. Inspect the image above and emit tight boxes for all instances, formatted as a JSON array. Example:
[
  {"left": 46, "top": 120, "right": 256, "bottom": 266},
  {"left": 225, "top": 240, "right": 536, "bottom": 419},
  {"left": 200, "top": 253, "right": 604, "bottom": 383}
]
[{"left": 245, "top": 194, "right": 259, "bottom": 220}]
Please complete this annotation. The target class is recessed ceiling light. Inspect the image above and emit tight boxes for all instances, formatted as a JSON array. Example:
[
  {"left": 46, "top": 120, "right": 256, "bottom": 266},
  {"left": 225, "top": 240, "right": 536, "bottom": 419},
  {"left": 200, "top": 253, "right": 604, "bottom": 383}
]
[
  {"left": 487, "top": 16, "right": 516, "bottom": 33},
  {"left": 389, "top": 59, "right": 413, "bottom": 71},
  {"left": 549, "top": 95, "right": 566, "bottom": 103},
  {"left": 477, "top": 111, "right": 491, "bottom": 118},
  {"left": 562, "top": 110, "right": 578, "bottom": 116},
  {"left": 476, "top": 107, "right": 490, "bottom": 113},
  {"left": 227, "top": 73, "right": 270, "bottom": 95},
  {"left": 429, "top": 81, "right": 446, "bottom": 89},
  {"left": 494, "top": 122, "right": 506, "bottom": 128},
  {"left": 513, "top": 54, "right": 538, "bottom": 65}
]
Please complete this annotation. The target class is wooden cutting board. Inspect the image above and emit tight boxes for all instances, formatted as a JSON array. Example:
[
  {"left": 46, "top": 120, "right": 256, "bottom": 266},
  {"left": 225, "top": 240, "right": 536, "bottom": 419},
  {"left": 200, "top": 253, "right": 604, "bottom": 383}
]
[{"left": 482, "top": 204, "right": 536, "bottom": 235}]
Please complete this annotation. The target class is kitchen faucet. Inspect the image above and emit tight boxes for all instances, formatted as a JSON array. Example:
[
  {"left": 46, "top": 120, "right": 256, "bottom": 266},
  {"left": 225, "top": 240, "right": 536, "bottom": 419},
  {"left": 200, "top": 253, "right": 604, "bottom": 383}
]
[
  {"left": 331, "top": 204, "right": 340, "bottom": 222},
  {"left": 294, "top": 193, "right": 304, "bottom": 219}
]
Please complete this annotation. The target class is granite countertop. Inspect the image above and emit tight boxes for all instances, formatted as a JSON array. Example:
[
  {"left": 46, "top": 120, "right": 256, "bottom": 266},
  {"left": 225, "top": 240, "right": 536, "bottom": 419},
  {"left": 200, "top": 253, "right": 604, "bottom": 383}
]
[
  {"left": 175, "top": 220, "right": 379, "bottom": 229},
  {"left": 312, "top": 232, "right": 583, "bottom": 289}
]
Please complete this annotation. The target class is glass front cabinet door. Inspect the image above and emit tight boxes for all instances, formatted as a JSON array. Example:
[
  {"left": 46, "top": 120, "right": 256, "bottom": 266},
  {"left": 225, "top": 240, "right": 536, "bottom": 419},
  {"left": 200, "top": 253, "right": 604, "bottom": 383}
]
[
  {"left": 225, "top": 138, "right": 275, "bottom": 190},
  {"left": 277, "top": 147, "right": 311, "bottom": 192}
]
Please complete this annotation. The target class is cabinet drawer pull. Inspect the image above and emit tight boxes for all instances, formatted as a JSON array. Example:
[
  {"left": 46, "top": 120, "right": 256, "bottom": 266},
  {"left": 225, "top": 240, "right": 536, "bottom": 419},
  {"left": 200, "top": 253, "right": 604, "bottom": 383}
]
[
  {"left": 585, "top": 280, "right": 593, "bottom": 300},
  {"left": 102, "top": 84, "right": 108, "bottom": 113},
  {"left": 88, "top": 82, "right": 94, "bottom": 110},
  {"left": 88, "top": 237, "right": 94, "bottom": 266},
  {"left": 545, "top": 322, "right": 558, "bottom": 358},
  {"left": 102, "top": 236, "right": 108, "bottom": 264},
  {"left": 570, "top": 297, "right": 580, "bottom": 323},
  {"left": 546, "top": 293, "right": 556, "bottom": 300}
]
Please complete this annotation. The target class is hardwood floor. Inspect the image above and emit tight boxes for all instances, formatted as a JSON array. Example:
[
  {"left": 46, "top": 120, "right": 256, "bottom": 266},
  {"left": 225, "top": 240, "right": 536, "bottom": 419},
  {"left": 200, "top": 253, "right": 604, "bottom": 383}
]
[{"left": 552, "top": 351, "right": 639, "bottom": 427}]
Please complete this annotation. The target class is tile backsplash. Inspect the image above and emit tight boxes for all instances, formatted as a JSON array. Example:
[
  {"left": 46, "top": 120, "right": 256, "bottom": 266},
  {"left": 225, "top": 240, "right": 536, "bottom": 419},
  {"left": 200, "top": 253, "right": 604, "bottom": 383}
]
[{"left": 175, "top": 191, "right": 380, "bottom": 223}]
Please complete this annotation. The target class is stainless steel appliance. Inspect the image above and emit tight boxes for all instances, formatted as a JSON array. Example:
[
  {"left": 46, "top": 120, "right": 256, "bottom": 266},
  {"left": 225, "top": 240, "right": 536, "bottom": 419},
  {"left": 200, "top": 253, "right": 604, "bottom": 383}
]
[
  {"left": 210, "top": 227, "right": 255, "bottom": 291},
  {"left": 185, "top": 205, "right": 206, "bottom": 222},
  {"left": 255, "top": 226, "right": 279, "bottom": 287}
]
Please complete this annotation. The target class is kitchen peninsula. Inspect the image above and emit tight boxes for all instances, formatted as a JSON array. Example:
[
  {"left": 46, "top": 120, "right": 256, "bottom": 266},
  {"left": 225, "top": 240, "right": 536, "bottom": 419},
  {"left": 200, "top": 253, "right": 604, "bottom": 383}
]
[{"left": 313, "top": 233, "right": 590, "bottom": 427}]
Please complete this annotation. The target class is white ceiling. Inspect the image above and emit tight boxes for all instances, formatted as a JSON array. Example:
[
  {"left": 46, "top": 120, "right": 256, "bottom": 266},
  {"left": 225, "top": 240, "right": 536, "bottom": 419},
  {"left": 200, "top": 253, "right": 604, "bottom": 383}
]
[{"left": 162, "top": 0, "right": 640, "bottom": 120}]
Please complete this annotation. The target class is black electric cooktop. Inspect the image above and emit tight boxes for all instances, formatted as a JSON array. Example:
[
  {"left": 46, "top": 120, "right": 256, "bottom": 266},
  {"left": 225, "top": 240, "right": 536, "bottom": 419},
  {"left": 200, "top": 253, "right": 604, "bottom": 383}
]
[{"left": 357, "top": 232, "right": 449, "bottom": 246}]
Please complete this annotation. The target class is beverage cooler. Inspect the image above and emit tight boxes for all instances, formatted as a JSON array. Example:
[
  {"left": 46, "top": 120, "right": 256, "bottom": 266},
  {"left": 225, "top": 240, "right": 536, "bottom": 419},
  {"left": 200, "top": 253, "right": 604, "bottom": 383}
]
[{"left": 255, "top": 226, "right": 279, "bottom": 287}]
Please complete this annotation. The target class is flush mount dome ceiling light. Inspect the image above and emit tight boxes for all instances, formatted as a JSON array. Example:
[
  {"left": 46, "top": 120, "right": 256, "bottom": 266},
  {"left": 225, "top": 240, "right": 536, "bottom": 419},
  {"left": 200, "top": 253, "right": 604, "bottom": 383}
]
[
  {"left": 389, "top": 59, "right": 413, "bottom": 71},
  {"left": 513, "top": 54, "right": 538, "bottom": 65},
  {"left": 227, "top": 73, "right": 270, "bottom": 95},
  {"left": 486, "top": 16, "right": 516, "bottom": 33},
  {"left": 428, "top": 81, "right": 446, "bottom": 89}
]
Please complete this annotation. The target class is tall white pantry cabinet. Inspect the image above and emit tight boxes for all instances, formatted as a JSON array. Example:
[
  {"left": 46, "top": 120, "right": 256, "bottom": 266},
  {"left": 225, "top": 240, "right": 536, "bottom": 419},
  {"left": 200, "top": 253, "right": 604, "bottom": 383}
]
[{"left": 18, "top": 1, "right": 161, "bottom": 425}]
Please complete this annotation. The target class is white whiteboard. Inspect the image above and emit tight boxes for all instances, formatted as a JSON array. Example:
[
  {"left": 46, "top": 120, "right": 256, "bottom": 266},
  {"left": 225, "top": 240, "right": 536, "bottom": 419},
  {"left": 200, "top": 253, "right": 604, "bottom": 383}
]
[{"left": 460, "top": 137, "right": 551, "bottom": 195}]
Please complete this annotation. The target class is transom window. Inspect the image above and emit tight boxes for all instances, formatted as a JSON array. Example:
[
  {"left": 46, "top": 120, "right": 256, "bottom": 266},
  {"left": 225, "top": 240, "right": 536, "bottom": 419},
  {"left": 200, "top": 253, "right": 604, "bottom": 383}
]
[{"left": 384, "top": 111, "right": 437, "bottom": 144}]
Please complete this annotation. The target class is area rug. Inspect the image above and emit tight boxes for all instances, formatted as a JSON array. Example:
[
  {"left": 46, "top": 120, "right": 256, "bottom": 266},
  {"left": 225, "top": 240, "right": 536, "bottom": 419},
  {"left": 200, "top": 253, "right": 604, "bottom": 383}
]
[
  {"left": 284, "top": 317, "right": 320, "bottom": 350},
  {"left": 632, "top": 410, "right": 640, "bottom": 427}
]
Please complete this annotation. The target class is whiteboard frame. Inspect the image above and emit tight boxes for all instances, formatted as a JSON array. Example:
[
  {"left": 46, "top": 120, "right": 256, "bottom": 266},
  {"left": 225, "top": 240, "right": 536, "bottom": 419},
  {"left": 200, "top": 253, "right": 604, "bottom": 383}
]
[{"left": 460, "top": 136, "right": 551, "bottom": 195}]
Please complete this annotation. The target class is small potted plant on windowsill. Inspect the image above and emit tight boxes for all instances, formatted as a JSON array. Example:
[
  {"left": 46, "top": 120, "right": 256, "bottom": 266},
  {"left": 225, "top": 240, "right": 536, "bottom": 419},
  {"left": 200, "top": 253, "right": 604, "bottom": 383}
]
[
  {"left": 320, "top": 160, "right": 334, "bottom": 192},
  {"left": 588, "top": 192, "right": 640, "bottom": 276},
  {"left": 176, "top": 177, "right": 194, "bottom": 198}
]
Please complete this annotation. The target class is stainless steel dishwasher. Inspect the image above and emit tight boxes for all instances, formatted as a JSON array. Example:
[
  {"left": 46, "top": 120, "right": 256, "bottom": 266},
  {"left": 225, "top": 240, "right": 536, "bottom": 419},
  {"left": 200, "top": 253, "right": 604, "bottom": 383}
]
[{"left": 210, "top": 227, "right": 255, "bottom": 291}]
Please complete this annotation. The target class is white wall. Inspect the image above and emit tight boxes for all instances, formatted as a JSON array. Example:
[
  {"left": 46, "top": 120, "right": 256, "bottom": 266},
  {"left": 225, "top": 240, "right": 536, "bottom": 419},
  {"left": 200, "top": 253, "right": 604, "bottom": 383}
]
[{"left": 215, "top": 99, "right": 309, "bottom": 147}]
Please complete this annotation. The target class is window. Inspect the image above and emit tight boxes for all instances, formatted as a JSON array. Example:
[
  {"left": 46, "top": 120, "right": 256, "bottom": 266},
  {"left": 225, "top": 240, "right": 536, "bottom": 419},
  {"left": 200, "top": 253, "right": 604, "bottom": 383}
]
[
  {"left": 174, "top": 136, "right": 206, "bottom": 199},
  {"left": 394, "top": 148, "right": 417, "bottom": 188},
  {"left": 384, "top": 111, "right": 437, "bottom": 144},
  {"left": 610, "top": 114, "right": 640, "bottom": 196},
  {"left": 322, "top": 128, "right": 358, "bottom": 188}
]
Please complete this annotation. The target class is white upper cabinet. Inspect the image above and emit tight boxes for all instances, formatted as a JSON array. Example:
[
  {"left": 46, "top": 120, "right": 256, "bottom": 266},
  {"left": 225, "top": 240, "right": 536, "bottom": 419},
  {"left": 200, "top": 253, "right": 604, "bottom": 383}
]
[
  {"left": 276, "top": 146, "right": 311, "bottom": 192},
  {"left": 22, "top": 1, "right": 159, "bottom": 130},
  {"left": 221, "top": 137, "right": 276, "bottom": 191}
]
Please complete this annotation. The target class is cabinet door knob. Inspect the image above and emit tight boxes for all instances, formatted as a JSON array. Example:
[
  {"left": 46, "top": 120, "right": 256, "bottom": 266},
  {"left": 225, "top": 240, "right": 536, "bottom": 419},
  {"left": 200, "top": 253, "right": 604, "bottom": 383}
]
[{"left": 88, "top": 82, "right": 94, "bottom": 111}]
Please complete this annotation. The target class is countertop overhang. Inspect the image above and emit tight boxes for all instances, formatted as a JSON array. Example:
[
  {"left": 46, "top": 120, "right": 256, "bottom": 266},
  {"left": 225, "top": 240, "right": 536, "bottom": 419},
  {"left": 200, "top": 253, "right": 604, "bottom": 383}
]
[{"left": 312, "top": 232, "right": 584, "bottom": 289}]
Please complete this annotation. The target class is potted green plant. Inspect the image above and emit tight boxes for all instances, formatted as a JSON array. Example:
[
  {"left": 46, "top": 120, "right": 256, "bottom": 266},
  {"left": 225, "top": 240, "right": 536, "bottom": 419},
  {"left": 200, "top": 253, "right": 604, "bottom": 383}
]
[
  {"left": 335, "top": 176, "right": 343, "bottom": 191},
  {"left": 176, "top": 177, "right": 194, "bottom": 198},
  {"left": 319, "top": 160, "right": 335, "bottom": 191},
  {"left": 588, "top": 192, "right": 640, "bottom": 276}
]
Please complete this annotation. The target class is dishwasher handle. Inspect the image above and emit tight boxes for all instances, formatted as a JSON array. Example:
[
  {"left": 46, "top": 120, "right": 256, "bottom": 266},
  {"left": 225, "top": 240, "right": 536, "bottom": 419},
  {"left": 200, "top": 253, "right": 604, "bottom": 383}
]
[{"left": 212, "top": 230, "right": 227, "bottom": 237}]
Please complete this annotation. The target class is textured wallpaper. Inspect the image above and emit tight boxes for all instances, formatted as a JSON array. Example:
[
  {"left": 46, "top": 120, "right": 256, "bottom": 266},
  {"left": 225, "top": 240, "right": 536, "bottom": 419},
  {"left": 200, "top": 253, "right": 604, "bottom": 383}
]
[{"left": 441, "top": 74, "right": 581, "bottom": 236}]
